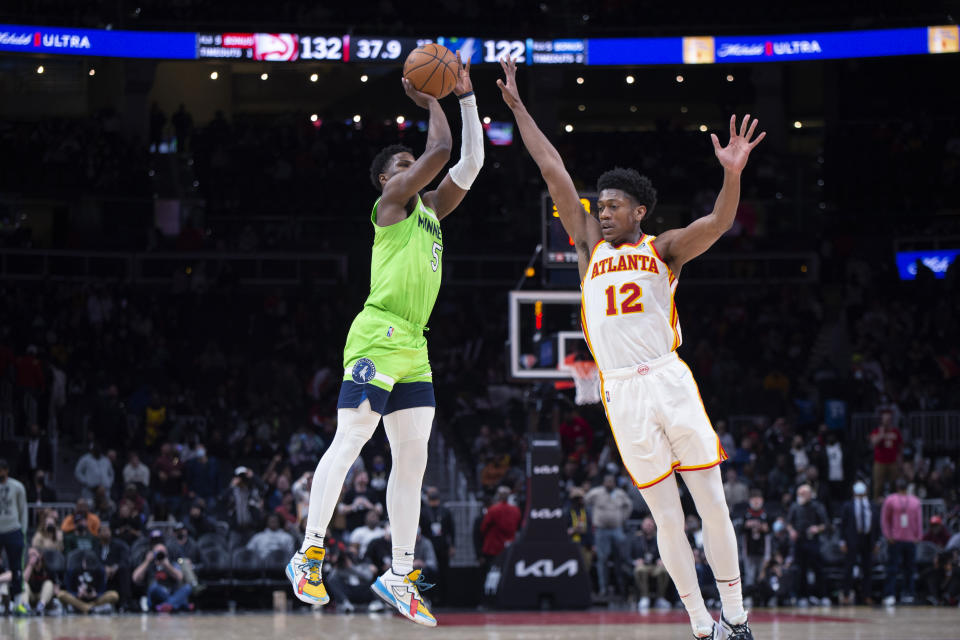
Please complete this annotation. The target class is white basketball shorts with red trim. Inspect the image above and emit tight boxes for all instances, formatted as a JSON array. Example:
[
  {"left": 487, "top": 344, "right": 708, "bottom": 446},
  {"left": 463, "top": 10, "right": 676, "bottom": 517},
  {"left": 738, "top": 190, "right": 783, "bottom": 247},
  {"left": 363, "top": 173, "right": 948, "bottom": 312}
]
[{"left": 599, "top": 351, "right": 727, "bottom": 490}]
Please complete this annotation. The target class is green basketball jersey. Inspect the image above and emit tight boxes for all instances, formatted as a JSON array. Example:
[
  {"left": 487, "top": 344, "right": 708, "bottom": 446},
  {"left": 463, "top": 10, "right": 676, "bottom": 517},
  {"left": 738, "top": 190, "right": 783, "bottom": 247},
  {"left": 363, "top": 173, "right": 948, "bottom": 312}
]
[{"left": 363, "top": 196, "right": 443, "bottom": 328}]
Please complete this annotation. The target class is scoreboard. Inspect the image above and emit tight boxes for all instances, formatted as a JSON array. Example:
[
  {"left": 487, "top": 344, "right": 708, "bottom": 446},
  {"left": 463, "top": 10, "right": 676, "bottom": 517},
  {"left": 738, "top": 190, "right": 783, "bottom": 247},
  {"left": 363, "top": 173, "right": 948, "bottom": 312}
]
[
  {"left": 196, "top": 32, "right": 583, "bottom": 65},
  {"left": 2, "top": 23, "right": 955, "bottom": 64},
  {"left": 542, "top": 192, "right": 598, "bottom": 268}
]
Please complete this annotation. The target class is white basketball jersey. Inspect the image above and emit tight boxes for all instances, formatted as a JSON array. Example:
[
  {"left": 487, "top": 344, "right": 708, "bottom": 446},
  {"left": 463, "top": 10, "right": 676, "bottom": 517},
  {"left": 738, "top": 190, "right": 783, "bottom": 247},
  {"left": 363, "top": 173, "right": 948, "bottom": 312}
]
[{"left": 581, "top": 235, "right": 681, "bottom": 370}]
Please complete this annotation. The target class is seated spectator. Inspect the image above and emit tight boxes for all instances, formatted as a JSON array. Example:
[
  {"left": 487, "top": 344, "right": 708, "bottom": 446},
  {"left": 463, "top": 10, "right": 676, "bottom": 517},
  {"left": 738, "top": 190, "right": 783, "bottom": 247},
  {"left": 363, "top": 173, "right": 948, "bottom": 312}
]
[
  {"left": 723, "top": 468, "right": 750, "bottom": 509},
  {"left": 920, "top": 551, "right": 960, "bottom": 606},
  {"left": 132, "top": 541, "right": 193, "bottom": 613},
  {"left": 323, "top": 540, "right": 377, "bottom": 612},
  {"left": 62, "top": 498, "right": 101, "bottom": 536},
  {"left": 23, "top": 547, "right": 57, "bottom": 614},
  {"left": 171, "top": 522, "right": 203, "bottom": 565},
  {"left": 64, "top": 516, "right": 99, "bottom": 554},
  {"left": 57, "top": 556, "right": 119, "bottom": 614},
  {"left": 754, "top": 556, "right": 790, "bottom": 607},
  {"left": 924, "top": 516, "right": 951, "bottom": 548},
  {"left": 31, "top": 509, "right": 64, "bottom": 552},
  {"left": 92, "top": 486, "right": 116, "bottom": 521},
  {"left": 364, "top": 525, "right": 393, "bottom": 575},
  {"left": 632, "top": 517, "right": 670, "bottom": 610},
  {"left": 184, "top": 498, "right": 218, "bottom": 538},
  {"left": 74, "top": 443, "right": 114, "bottom": 501},
  {"left": 26, "top": 470, "right": 57, "bottom": 504},
  {"left": 97, "top": 522, "right": 133, "bottom": 611},
  {"left": 246, "top": 513, "right": 295, "bottom": 559},
  {"left": 117, "top": 483, "right": 147, "bottom": 521},
  {"left": 122, "top": 451, "right": 151, "bottom": 492},
  {"left": 153, "top": 443, "right": 185, "bottom": 516},
  {"left": 349, "top": 510, "right": 386, "bottom": 559},
  {"left": 111, "top": 500, "right": 145, "bottom": 546},
  {"left": 339, "top": 471, "right": 383, "bottom": 533},
  {"left": 414, "top": 529, "right": 439, "bottom": 575},
  {"left": 367, "top": 455, "right": 388, "bottom": 505}
]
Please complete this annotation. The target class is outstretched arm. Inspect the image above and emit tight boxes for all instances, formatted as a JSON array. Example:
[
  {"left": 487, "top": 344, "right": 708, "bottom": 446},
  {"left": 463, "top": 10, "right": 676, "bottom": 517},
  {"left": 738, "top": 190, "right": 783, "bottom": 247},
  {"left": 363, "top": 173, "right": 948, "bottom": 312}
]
[
  {"left": 497, "top": 57, "right": 601, "bottom": 281},
  {"left": 654, "top": 114, "right": 765, "bottom": 272},
  {"left": 423, "top": 52, "right": 484, "bottom": 220},
  {"left": 379, "top": 80, "right": 453, "bottom": 226}
]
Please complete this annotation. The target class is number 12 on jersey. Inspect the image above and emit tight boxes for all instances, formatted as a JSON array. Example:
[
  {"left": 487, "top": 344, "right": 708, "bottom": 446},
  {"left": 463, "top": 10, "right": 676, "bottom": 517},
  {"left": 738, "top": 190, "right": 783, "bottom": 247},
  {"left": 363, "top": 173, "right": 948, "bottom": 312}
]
[{"left": 604, "top": 283, "right": 644, "bottom": 316}]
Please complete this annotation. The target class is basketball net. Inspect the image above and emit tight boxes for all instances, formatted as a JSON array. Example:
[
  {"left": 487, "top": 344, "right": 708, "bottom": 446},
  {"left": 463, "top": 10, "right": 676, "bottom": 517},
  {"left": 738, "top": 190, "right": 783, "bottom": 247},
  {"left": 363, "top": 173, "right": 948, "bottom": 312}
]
[{"left": 570, "top": 360, "right": 601, "bottom": 406}]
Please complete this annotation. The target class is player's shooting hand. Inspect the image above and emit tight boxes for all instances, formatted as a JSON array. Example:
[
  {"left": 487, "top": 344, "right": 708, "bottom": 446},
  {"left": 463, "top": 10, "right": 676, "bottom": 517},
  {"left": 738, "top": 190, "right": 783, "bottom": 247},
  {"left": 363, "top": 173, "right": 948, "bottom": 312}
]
[
  {"left": 402, "top": 77, "right": 438, "bottom": 109},
  {"left": 711, "top": 114, "right": 766, "bottom": 175},
  {"left": 453, "top": 50, "right": 473, "bottom": 96},
  {"left": 496, "top": 56, "right": 522, "bottom": 110}
]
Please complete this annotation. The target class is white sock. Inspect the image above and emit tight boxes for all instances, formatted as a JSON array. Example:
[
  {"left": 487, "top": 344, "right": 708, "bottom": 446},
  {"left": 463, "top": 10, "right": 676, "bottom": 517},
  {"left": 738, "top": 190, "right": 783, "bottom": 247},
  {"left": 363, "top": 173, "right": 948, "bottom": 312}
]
[
  {"left": 382, "top": 406, "right": 434, "bottom": 577},
  {"left": 303, "top": 402, "right": 380, "bottom": 548},
  {"left": 681, "top": 467, "right": 746, "bottom": 624},
  {"left": 299, "top": 530, "right": 324, "bottom": 553},
  {"left": 716, "top": 578, "right": 747, "bottom": 625},
  {"left": 638, "top": 473, "right": 715, "bottom": 635}
]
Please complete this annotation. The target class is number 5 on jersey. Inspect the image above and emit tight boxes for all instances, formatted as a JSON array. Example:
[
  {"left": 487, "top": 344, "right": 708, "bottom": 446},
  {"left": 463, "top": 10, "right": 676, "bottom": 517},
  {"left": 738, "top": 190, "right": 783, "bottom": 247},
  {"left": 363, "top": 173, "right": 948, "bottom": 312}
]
[
  {"left": 605, "top": 283, "right": 644, "bottom": 316},
  {"left": 430, "top": 241, "right": 442, "bottom": 272}
]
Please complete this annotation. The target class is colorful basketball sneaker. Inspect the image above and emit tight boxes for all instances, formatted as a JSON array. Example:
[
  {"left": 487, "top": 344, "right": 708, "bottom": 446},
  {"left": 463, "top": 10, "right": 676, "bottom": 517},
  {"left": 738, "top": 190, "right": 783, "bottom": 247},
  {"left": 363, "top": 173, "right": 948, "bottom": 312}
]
[
  {"left": 286, "top": 546, "right": 329, "bottom": 605},
  {"left": 370, "top": 568, "right": 437, "bottom": 627}
]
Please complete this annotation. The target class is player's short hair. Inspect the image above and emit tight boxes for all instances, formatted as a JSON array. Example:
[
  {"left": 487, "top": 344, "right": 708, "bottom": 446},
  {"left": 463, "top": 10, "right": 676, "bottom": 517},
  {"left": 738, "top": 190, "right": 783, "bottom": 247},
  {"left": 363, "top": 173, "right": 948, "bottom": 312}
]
[
  {"left": 369, "top": 144, "right": 414, "bottom": 191},
  {"left": 597, "top": 167, "right": 657, "bottom": 214}
]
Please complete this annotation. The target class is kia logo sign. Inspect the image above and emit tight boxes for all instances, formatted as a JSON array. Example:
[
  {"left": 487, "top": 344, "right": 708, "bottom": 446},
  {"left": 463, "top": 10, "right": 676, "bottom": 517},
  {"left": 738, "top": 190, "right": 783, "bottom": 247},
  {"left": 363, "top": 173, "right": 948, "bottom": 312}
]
[
  {"left": 529, "top": 508, "right": 562, "bottom": 520},
  {"left": 532, "top": 465, "right": 559, "bottom": 475},
  {"left": 515, "top": 559, "right": 578, "bottom": 578},
  {"left": 253, "top": 33, "right": 299, "bottom": 61}
]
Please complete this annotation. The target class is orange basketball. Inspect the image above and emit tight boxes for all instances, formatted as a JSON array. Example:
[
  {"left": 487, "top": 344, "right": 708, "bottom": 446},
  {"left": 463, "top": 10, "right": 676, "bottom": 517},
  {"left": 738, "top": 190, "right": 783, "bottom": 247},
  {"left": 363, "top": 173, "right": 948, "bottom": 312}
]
[{"left": 403, "top": 43, "right": 458, "bottom": 99}]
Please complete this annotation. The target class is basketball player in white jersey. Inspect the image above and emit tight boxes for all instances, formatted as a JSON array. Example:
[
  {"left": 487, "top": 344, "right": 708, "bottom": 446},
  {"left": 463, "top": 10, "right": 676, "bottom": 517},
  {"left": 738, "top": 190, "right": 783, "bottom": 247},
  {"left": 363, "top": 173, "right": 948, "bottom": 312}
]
[{"left": 498, "top": 57, "right": 765, "bottom": 640}]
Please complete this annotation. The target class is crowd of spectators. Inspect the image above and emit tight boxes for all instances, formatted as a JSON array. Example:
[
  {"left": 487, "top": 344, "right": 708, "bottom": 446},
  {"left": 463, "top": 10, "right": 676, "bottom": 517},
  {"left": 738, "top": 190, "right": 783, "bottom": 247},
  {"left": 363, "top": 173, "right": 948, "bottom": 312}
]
[{"left": 1, "top": 41, "right": 959, "bottom": 618}]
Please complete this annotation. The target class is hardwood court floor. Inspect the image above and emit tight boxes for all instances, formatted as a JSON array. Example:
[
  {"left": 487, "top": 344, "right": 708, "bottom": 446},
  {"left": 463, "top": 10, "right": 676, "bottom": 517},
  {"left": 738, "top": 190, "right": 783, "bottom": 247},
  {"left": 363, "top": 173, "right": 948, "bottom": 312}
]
[{"left": 3, "top": 607, "right": 960, "bottom": 640}]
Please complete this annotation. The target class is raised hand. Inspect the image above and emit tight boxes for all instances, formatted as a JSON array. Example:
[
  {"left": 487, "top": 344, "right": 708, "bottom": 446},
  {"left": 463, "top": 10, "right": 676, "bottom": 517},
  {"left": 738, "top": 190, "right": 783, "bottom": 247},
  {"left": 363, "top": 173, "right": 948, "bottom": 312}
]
[
  {"left": 711, "top": 114, "right": 766, "bottom": 175},
  {"left": 496, "top": 56, "right": 522, "bottom": 110},
  {"left": 452, "top": 50, "right": 473, "bottom": 96},
  {"left": 402, "top": 77, "right": 438, "bottom": 109}
]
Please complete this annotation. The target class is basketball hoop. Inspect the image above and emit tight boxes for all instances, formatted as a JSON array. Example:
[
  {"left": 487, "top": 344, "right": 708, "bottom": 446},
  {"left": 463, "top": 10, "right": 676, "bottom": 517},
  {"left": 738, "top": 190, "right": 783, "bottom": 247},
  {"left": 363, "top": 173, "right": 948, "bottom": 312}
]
[{"left": 569, "top": 360, "right": 601, "bottom": 406}]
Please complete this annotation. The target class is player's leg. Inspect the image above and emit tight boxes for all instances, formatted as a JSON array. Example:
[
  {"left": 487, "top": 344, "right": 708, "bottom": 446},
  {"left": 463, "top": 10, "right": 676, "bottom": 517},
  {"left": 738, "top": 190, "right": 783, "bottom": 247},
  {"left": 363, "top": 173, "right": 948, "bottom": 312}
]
[
  {"left": 638, "top": 475, "right": 716, "bottom": 638},
  {"left": 287, "top": 398, "right": 381, "bottom": 605},
  {"left": 600, "top": 371, "right": 717, "bottom": 638},
  {"left": 369, "top": 350, "right": 438, "bottom": 627},
  {"left": 664, "top": 357, "right": 752, "bottom": 638},
  {"left": 383, "top": 405, "right": 433, "bottom": 573},
  {"left": 681, "top": 468, "right": 749, "bottom": 625}
]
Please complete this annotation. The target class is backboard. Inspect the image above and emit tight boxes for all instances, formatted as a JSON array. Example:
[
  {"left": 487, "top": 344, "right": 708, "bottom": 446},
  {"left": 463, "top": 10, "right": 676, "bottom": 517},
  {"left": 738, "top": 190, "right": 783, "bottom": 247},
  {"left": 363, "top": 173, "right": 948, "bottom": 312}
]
[{"left": 507, "top": 290, "right": 593, "bottom": 380}]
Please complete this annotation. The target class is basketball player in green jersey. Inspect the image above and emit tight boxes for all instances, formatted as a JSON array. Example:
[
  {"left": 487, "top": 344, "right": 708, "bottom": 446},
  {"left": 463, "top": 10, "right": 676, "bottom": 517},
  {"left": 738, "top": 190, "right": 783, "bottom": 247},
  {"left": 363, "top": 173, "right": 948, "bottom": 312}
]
[{"left": 287, "top": 55, "right": 483, "bottom": 627}]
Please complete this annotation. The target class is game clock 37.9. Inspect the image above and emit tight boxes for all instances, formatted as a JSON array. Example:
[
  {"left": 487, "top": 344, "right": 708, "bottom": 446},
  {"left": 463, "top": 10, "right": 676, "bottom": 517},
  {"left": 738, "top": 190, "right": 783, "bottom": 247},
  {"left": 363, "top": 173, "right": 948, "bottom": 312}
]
[{"left": 351, "top": 37, "right": 433, "bottom": 62}]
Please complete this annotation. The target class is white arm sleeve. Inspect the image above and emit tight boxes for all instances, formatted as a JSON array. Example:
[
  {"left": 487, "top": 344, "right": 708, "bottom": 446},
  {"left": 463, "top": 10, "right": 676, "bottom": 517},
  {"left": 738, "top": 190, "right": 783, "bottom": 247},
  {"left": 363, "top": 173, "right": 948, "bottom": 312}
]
[{"left": 448, "top": 94, "right": 484, "bottom": 189}]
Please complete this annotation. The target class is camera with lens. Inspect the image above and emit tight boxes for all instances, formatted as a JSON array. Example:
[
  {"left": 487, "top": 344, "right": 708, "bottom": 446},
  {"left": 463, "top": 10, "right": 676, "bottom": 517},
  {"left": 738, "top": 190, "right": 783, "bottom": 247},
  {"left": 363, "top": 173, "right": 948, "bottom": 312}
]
[{"left": 155, "top": 550, "right": 167, "bottom": 561}]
